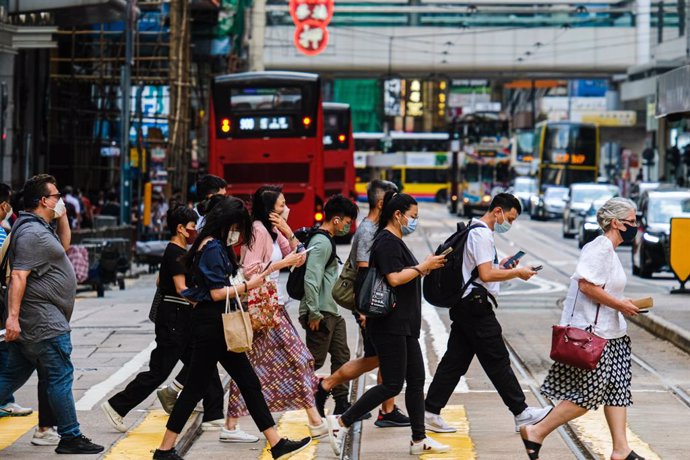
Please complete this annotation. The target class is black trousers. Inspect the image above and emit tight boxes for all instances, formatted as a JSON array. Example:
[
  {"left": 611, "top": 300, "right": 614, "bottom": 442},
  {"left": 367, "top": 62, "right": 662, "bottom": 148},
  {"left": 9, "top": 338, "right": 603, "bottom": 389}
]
[
  {"left": 166, "top": 302, "right": 274, "bottom": 434},
  {"left": 425, "top": 294, "right": 527, "bottom": 416},
  {"left": 340, "top": 332, "right": 426, "bottom": 441},
  {"left": 108, "top": 302, "right": 224, "bottom": 422}
]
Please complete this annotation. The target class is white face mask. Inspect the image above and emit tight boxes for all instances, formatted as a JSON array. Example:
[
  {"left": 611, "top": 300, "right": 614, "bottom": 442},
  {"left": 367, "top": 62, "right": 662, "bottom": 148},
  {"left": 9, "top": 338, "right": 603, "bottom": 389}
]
[
  {"left": 280, "top": 206, "right": 290, "bottom": 221},
  {"left": 226, "top": 230, "right": 241, "bottom": 247},
  {"left": 51, "top": 198, "right": 67, "bottom": 219}
]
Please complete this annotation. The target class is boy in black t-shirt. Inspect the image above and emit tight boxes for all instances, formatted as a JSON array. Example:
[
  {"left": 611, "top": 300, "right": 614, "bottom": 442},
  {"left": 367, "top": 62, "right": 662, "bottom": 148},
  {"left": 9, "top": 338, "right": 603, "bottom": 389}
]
[{"left": 102, "top": 206, "right": 225, "bottom": 432}]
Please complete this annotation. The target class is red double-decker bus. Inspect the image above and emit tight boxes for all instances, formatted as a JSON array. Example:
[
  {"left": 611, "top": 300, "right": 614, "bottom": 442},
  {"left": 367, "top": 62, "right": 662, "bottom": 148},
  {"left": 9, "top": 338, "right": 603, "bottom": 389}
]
[
  {"left": 323, "top": 103, "right": 355, "bottom": 200},
  {"left": 209, "top": 71, "right": 326, "bottom": 229}
]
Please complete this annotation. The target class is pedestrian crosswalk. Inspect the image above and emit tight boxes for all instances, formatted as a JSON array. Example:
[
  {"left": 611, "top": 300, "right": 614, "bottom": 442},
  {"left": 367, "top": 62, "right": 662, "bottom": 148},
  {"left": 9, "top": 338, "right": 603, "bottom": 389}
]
[
  {"left": 258, "top": 411, "right": 319, "bottom": 460},
  {"left": 103, "top": 409, "right": 167, "bottom": 459},
  {"left": 0, "top": 413, "right": 38, "bottom": 450},
  {"left": 421, "top": 406, "right": 475, "bottom": 460}
]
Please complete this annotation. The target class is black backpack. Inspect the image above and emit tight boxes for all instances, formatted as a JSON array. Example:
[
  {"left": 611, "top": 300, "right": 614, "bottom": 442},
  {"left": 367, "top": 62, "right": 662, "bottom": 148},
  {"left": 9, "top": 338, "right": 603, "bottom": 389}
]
[
  {"left": 423, "top": 221, "right": 483, "bottom": 308},
  {"left": 286, "top": 227, "right": 338, "bottom": 300}
]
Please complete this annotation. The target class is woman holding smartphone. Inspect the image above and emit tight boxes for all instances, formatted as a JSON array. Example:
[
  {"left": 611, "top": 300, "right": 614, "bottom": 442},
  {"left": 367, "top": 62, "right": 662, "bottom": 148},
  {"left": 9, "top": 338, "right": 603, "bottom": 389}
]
[
  {"left": 222, "top": 185, "right": 328, "bottom": 442},
  {"left": 153, "top": 196, "right": 311, "bottom": 460}
]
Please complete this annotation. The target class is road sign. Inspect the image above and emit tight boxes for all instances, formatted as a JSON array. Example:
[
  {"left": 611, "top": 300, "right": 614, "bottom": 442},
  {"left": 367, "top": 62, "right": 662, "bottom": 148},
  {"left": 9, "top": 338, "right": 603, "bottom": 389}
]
[{"left": 669, "top": 217, "right": 690, "bottom": 294}]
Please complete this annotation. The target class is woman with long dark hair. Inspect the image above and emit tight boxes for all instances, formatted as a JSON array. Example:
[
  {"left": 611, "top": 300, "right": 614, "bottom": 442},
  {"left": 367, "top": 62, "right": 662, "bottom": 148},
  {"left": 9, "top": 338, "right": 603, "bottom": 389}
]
[
  {"left": 153, "top": 196, "right": 311, "bottom": 460},
  {"left": 326, "top": 192, "right": 450, "bottom": 456},
  {"left": 222, "top": 185, "right": 327, "bottom": 442}
]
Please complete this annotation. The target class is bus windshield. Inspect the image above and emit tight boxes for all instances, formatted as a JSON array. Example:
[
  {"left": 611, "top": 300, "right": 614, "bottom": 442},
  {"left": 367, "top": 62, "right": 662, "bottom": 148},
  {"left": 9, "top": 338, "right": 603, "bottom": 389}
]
[
  {"left": 231, "top": 87, "right": 302, "bottom": 112},
  {"left": 515, "top": 132, "right": 534, "bottom": 161},
  {"left": 543, "top": 124, "right": 597, "bottom": 166}
]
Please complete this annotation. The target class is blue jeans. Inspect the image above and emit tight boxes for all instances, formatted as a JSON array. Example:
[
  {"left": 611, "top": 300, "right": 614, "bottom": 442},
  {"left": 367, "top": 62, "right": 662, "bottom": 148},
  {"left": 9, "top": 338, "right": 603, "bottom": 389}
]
[{"left": 0, "top": 333, "right": 80, "bottom": 438}]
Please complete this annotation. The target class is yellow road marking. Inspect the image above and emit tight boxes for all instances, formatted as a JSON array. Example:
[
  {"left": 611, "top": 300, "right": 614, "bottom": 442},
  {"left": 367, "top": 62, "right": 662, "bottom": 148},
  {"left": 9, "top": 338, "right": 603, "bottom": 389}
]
[
  {"left": 103, "top": 410, "right": 168, "bottom": 459},
  {"left": 0, "top": 413, "right": 38, "bottom": 450},
  {"left": 421, "top": 405, "right": 475, "bottom": 460},
  {"left": 259, "top": 410, "right": 317, "bottom": 460},
  {"left": 570, "top": 409, "right": 660, "bottom": 460}
]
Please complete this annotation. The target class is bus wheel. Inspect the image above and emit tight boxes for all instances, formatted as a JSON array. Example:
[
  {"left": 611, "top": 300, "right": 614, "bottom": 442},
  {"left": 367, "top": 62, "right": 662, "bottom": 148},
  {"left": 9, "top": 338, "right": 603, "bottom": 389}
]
[{"left": 435, "top": 189, "right": 448, "bottom": 203}]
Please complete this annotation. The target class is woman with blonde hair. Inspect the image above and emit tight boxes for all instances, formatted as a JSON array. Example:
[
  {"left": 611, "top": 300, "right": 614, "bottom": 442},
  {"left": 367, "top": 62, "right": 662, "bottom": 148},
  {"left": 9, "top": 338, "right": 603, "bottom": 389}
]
[{"left": 520, "top": 197, "right": 644, "bottom": 460}]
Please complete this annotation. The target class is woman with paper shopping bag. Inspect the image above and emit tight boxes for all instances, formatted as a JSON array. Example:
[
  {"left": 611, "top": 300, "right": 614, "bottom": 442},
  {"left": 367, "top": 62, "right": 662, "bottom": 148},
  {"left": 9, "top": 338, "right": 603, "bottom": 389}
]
[
  {"left": 224, "top": 185, "right": 330, "bottom": 444},
  {"left": 153, "top": 196, "right": 312, "bottom": 460},
  {"left": 519, "top": 197, "right": 644, "bottom": 460}
]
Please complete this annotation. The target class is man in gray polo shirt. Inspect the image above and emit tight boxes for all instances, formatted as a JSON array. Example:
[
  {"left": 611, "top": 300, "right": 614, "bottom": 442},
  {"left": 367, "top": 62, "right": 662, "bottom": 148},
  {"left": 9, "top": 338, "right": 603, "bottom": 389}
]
[{"left": 0, "top": 174, "right": 103, "bottom": 455}]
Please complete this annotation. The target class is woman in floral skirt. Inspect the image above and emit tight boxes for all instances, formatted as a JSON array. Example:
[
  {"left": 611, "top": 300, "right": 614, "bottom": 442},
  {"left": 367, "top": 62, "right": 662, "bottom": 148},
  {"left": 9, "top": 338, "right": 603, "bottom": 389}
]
[{"left": 221, "top": 185, "right": 326, "bottom": 443}]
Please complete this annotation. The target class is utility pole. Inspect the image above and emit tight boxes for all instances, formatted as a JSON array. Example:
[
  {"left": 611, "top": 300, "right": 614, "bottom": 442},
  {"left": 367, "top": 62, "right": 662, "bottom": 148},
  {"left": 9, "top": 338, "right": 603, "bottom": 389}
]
[
  {"left": 249, "top": 0, "right": 266, "bottom": 71},
  {"left": 0, "top": 82, "right": 7, "bottom": 183},
  {"left": 169, "top": 0, "right": 191, "bottom": 200},
  {"left": 120, "top": 0, "right": 136, "bottom": 225}
]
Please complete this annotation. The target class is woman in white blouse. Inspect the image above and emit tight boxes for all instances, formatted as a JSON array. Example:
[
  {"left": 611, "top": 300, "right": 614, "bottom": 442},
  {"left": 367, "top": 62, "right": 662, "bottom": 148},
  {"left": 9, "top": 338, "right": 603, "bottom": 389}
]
[{"left": 520, "top": 197, "right": 644, "bottom": 460}]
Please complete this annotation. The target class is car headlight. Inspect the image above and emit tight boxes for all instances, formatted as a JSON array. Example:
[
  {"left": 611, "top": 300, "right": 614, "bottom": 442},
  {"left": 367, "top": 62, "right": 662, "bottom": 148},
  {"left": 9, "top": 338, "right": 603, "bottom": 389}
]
[
  {"left": 584, "top": 223, "right": 600, "bottom": 231},
  {"left": 482, "top": 195, "right": 491, "bottom": 203},
  {"left": 463, "top": 197, "right": 469, "bottom": 204},
  {"left": 643, "top": 233, "right": 660, "bottom": 244}
]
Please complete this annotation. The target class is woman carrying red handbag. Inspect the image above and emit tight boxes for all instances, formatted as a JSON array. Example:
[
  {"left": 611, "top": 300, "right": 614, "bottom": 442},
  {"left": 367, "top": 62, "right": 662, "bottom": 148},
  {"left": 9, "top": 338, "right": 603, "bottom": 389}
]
[
  {"left": 520, "top": 197, "right": 644, "bottom": 460},
  {"left": 222, "top": 185, "right": 328, "bottom": 443}
]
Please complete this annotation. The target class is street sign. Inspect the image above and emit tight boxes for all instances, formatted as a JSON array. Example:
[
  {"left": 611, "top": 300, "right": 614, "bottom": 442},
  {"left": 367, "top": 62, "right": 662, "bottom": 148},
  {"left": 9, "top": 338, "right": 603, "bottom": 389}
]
[{"left": 669, "top": 217, "right": 690, "bottom": 294}]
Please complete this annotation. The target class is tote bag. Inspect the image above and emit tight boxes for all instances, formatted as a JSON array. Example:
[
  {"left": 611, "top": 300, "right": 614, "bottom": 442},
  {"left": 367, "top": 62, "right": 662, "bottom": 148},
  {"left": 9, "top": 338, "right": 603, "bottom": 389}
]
[{"left": 222, "top": 281, "right": 254, "bottom": 353}]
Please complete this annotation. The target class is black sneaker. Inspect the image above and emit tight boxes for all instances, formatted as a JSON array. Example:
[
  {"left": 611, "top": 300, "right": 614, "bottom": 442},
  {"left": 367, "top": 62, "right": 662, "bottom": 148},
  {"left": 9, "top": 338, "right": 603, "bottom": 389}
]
[
  {"left": 314, "top": 379, "right": 330, "bottom": 418},
  {"left": 270, "top": 436, "right": 312, "bottom": 460},
  {"left": 55, "top": 434, "right": 104, "bottom": 454},
  {"left": 375, "top": 405, "right": 411, "bottom": 427},
  {"left": 153, "top": 448, "right": 184, "bottom": 460}
]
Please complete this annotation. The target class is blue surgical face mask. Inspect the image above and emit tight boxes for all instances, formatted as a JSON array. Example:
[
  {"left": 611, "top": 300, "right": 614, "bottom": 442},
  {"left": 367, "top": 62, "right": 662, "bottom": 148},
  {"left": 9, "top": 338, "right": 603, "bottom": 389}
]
[
  {"left": 494, "top": 209, "right": 512, "bottom": 234},
  {"left": 400, "top": 215, "right": 418, "bottom": 236}
]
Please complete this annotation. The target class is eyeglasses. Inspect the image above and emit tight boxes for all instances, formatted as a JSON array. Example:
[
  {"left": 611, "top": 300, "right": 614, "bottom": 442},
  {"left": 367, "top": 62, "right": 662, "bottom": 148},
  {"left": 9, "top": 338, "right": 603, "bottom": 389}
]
[
  {"left": 44, "top": 193, "right": 62, "bottom": 199},
  {"left": 620, "top": 219, "right": 637, "bottom": 226}
]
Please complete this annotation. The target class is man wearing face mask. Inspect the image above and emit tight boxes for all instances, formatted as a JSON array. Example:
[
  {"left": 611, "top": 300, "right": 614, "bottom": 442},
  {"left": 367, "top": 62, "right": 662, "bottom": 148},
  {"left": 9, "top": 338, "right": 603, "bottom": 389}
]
[
  {"left": 0, "top": 174, "right": 104, "bottom": 454},
  {"left": 102, "top": 206, "right": 225, "bottom": 433},
  {"left": 194, "top": 174, "right": 227, "bottom": 231},
  {"left": 424, "top": 193, "right": 552, "bottom": 435},
  {"left": 299, "top": 195, "right": 358, "bottom": 414}
]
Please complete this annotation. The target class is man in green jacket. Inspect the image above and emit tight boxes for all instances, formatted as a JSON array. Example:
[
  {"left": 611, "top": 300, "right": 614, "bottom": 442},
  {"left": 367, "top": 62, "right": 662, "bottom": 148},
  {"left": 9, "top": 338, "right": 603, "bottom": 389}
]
[{"left": 299, "top": 195, "right": 358, "bottom": 414}]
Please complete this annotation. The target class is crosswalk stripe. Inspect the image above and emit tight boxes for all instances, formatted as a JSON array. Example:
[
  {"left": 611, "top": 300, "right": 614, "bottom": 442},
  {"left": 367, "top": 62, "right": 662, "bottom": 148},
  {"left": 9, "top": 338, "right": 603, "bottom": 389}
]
[
  {"left": 0, "top": 413, "right": 38, "bottom": 451},
  {"left": 103, "top": 410, "right": 167, "bottom": 459},
  {"left": 258, "top": 410, "right": 318, "bottom": 460},
  {"left": 421, "top": 405, "right": 475, "bottom": 459},
  {"left": 570, "top": 409, "right": 661, "bottom": 460}
]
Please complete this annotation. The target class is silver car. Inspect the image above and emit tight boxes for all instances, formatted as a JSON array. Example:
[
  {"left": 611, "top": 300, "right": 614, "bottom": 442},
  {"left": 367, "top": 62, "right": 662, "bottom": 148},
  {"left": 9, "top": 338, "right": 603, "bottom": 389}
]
[
  {"left": 530, "top": 186, "right": 568, "bottom": 220},
  {"left": 562, "top": 183, "right": 619, "bottom": 239}
]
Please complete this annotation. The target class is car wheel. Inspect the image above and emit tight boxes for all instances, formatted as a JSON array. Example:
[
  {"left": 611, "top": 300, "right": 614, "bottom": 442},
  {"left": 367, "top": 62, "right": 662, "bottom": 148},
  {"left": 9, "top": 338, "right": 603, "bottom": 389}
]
[
  {"left": 562, "top": 221, "right": 574, "bottom": 239},
  {"left": 631, "top": 249, "right": 640, "bottom": 276},
  {"left": 464, "top": 205, "right": 473, "bottom": 218},
  {"left": 435, "top": 189, "right": 448, "bottom": 204},
  {"left": 578, "top": 230, "right": 585, "bottom": 249},
  {"left": 639, "top": 244, "right": 653, "bottom": 278}
]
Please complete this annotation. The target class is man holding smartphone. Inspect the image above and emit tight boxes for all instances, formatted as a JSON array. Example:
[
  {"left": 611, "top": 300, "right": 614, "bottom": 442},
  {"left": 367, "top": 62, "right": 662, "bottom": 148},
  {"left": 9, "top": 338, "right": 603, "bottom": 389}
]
[{"left": 424, "top": 193, "right": 552, "bottom": 434}]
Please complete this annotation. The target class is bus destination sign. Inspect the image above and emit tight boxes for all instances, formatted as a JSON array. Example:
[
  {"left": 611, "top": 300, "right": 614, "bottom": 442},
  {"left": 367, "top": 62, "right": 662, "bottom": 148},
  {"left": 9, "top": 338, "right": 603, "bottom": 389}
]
[{"left": 238, "top": 116, "right": 292, "bottom": 132}]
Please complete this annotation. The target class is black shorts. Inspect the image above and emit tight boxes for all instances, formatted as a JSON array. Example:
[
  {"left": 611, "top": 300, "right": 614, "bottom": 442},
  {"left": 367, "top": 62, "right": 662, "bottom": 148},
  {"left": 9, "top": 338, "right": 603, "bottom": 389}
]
[{"left": 354, "top": 312, "right": 377, "bottom": 358}]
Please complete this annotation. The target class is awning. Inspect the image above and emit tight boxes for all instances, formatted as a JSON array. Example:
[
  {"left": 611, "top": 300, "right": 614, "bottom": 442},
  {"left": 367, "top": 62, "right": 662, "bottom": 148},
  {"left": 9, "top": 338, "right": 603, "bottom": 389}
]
[{"left": 656, "top": 65, "right": 690, "bottom": 118}]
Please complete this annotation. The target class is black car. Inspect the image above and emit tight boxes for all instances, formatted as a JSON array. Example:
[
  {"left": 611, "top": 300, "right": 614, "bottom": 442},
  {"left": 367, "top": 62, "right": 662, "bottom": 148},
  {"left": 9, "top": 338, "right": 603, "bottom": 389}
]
[
  {"left": 577, "top": 199, "right": 607, "bottom": 248},
  {"left": 632, "top": 188, "right": 690, "bottom": 277}
]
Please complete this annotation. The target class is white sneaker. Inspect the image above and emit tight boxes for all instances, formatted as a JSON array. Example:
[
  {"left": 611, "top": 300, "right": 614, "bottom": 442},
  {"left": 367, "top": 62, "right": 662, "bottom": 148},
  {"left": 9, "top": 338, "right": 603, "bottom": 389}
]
[
  {"left": 201, "top": 418, "right": 225, "bottom": 431},
  {"left": 0, "top": 402, "right": 33, "bottom": 417},
  {"left": 326, "top": 414, "right": 347, "bottom": 456},
  {"left": 31, "top": 427, "right": 60, "bottom": 446},
  {"left": 308, "top": 419, "right": 328, "bottom": 439},
  {"left": 410, "top": 436, "right": 451, "bottom": 455},
  {"left": 101, "top": 401, "right": 127, "bottom": 433},
  {"left": 424, "top": 411, "right": 457, "bottom": 433},
  {"left": 219, "top": 426, "right": 259, "bottom": 443},
  {"left": 514, "top": 406, "right": 552, "bottom": 432}
]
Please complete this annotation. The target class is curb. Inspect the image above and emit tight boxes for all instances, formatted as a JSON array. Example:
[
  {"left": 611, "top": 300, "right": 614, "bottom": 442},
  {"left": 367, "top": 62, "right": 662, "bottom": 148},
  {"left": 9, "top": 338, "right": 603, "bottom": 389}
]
[
  {"left": 177, "top": 375, "right": 231, "bottom": 456},
  {"left": 629, "top": 312, "right": 690, "bottom": 356}
]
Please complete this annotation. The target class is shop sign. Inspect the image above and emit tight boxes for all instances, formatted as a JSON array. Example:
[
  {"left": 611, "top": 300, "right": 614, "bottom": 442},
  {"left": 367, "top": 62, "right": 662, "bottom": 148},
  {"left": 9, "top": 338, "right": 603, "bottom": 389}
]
[
  {"left": 656, "top": 65, "right": 690, "bottom": 118},
  {"left": 384, "top": 79, "right": 402, "bottom": 117},
  {"left": 289, "top": 0, "right": 334, "bottom": 56},
  {"left": 578, "top": 111, "right": 637, "bottom": 127}
]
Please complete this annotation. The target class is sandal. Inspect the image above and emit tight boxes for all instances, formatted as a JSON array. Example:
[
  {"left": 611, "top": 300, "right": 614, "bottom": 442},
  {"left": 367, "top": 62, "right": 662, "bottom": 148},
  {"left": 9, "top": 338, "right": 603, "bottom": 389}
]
[
  {"left": 521, "top": 437, "right": 542, "bottom": 460},
  {"left": 623, "top": 451, "right": 645, "bottom": 460}
]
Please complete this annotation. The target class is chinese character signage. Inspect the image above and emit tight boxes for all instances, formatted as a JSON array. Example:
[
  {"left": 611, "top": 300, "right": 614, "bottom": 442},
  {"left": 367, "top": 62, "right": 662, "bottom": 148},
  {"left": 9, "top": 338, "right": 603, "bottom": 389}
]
[
  {"left": 289, "top": 0, "right": 334, "bottom": 56},
  {"left": 384, "top": 79, "right": 402, "bottom": 116}
]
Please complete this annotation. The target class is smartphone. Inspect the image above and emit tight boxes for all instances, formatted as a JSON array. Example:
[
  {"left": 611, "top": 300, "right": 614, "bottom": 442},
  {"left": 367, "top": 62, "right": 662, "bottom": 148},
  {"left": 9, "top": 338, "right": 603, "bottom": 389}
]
[
  {"left": 440, "top": 247, "right": 453, "bottom": 257},
  {"left": 503, "top": 250, "right": 526, "bottom": 269},
  {"left": 531, "top": 265, "right": 543, "bottom": 271},
  {"left": 302, "top": 246, "right": 315, "bottom": 254}
]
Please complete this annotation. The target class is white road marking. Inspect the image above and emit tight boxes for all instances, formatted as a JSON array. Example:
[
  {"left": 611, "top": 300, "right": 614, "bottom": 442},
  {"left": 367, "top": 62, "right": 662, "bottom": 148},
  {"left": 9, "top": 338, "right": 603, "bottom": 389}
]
[
  {"left": 419, "top": 326, "right": 433, "bottom": 383},
  {"left": 75, "top": 340, "right": 156, "bottom": 411},
  {"left": 422, "top": 302, "right": 469, "bottom": 393}
]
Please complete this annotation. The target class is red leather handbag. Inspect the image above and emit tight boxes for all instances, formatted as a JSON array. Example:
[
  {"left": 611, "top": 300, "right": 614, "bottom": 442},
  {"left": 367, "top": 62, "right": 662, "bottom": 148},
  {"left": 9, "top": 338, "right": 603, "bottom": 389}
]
[{"left": 550, "top": 290, "right": 608, "bottom": 370}]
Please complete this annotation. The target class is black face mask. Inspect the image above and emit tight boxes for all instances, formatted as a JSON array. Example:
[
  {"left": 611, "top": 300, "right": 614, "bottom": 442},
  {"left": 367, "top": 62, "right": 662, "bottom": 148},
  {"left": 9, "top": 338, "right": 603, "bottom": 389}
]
[{"left": 619, "top": 223, "right": 637, "bottom": 243}]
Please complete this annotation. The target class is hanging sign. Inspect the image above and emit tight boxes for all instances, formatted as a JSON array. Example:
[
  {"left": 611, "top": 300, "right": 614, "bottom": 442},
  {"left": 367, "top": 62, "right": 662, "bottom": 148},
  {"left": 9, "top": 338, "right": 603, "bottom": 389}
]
[{"left": 289, "top": 0, "right": 334, "bottom": 56}]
